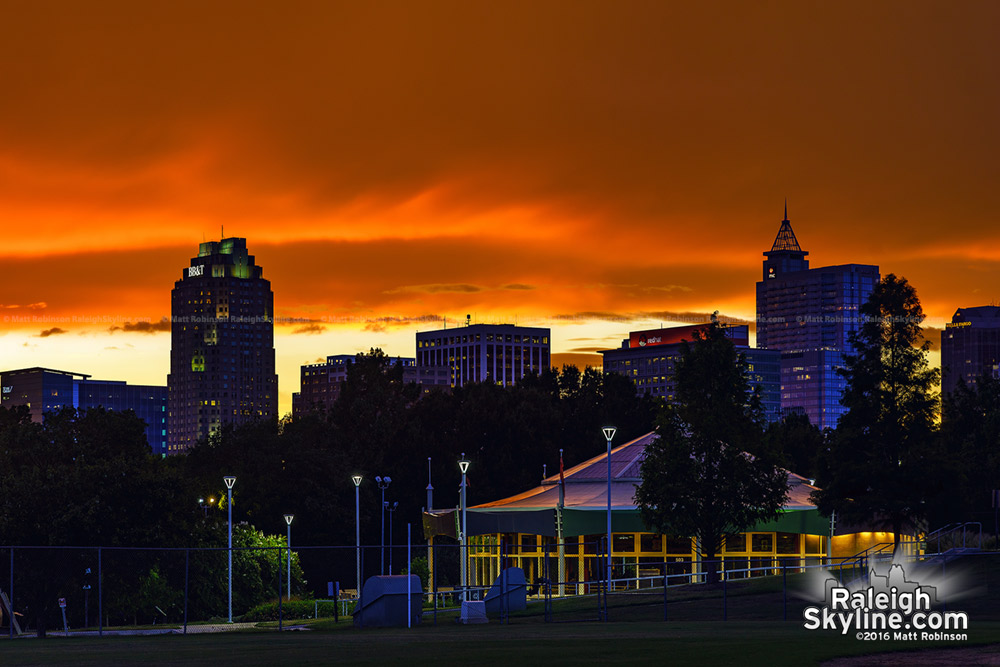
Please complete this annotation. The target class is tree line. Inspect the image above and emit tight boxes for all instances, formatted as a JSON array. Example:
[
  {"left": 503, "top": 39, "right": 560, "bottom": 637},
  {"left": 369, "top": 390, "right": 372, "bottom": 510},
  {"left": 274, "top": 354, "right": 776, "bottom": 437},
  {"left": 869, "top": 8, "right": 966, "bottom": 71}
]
[{"left": 0, "top": 357, "right": 657, "bottom": 632}]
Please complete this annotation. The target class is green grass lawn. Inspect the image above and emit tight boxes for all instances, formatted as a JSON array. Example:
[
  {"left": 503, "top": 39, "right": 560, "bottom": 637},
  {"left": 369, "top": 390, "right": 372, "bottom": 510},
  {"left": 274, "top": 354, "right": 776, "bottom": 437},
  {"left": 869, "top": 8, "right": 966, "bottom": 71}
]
[
  {"left": 0, "top": 621, "right": 997, "bottom": 666},
  {"left": 2, "top": 556, "right": 998, "bottom": 666}
]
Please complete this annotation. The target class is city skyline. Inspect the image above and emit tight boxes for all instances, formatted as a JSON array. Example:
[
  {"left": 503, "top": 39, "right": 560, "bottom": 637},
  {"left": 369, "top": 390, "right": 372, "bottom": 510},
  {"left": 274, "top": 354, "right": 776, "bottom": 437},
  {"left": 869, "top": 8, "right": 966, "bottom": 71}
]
[{"left": 1, "top": 2, "right": 997, "bottom": 415}]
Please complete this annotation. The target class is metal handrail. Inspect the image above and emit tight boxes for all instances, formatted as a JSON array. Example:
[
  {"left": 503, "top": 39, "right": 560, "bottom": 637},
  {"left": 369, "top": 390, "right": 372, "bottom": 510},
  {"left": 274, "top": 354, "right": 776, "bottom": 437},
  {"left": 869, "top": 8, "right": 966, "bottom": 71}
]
[{"left": 923, "top": 522, "right": 982, "bottom": 553}]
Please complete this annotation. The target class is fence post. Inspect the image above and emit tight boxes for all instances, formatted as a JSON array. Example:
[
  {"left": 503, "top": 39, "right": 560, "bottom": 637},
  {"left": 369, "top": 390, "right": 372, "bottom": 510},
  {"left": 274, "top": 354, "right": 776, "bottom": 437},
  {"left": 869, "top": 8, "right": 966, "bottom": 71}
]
[
  {"left": 432, "top": 539, "right": 437, "bottom": 626},
  {"left": 407, "top": 523, "right": 411, "bottom": 630},
  {"left": 183, "top": 549, "right": 190, "bottom": 635},
  {"left": 662, "top": 564, "right": 668, "bottom": 622},
  {"left": 722, "top": 562, "right": 727, "bottom": 622},
  {"left": 8, "top": 546, "right": 13, "bottom": 639},
  {"left": 544, "top": 542, "right": 550, "bottom": 623},
  {"left": 782, "top": 558, "right": 787, "bottom": 622},
  {"left": 278, "top": 546, "right": 283, "bottom": 631},
  {"left": 98, "top": 547, "right": 103, "bottom": 637}
]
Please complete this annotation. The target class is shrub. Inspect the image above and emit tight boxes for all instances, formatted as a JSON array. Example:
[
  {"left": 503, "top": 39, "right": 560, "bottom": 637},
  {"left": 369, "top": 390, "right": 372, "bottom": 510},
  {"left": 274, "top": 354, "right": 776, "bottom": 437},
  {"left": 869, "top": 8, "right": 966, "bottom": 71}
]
[{"left": 240, "top": 599, "right": 354, "bottom": 622}]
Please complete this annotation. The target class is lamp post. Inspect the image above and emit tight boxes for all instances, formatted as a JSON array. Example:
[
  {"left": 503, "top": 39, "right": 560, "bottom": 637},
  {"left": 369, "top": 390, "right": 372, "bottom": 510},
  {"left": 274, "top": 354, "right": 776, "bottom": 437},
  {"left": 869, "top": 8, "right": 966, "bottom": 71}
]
[
  {"left": 387, "top": 501, "right": 398, "bottom": 575},
  {"left": 284, "top": 514, "right": 294, "bottom": 600},
  {"left": 426, "top": 457, "right": 433, "bottom": 512},
  {"left": 199, "top": 496, "right": 215, "bottom": 518},
  {"left": 602, "top": 427, "right": 616, "bottom": 601},
  {"left": 375, "top": 476, "right": 392, "bottom": 575},
  {"left": 459, "top": 454, "right": 470, "bottom": 601},
  {"left": 352, "top": 475, "right": 362, "bottom": 593},
  {"left": 223, "top": 475, "right": 236, "bottom": 623}
]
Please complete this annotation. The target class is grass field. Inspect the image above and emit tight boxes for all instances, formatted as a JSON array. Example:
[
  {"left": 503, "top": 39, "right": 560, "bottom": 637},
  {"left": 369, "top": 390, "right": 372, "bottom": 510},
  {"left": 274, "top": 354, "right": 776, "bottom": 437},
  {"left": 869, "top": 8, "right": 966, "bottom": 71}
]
[
  {"left": 0, "top": 620, "right": 997, "bottom": 666},
  {"left": 2, "top": 558, "right": 998, "bottom": 666}
]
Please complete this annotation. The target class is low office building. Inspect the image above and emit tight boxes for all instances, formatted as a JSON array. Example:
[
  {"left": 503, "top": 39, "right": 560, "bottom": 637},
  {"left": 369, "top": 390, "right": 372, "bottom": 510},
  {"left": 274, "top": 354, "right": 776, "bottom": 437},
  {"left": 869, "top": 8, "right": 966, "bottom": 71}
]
[
  {"left": 423, "top": 432, "right": 903, "bottom": 593},
  {"left": 292, "top": 354, "right": 451, "bottom": 417},
  {"left": 0, "top": 367, "right": 169, "bottom": 456},
  {"left": 416, "top": 323, "right": 551, "bottom": 388},
  {"left": 600, "top": 324, "right": 782, "bottom": 423},
  {"left": 941, "top": 306, "right": 1000, "bottom": 397}
]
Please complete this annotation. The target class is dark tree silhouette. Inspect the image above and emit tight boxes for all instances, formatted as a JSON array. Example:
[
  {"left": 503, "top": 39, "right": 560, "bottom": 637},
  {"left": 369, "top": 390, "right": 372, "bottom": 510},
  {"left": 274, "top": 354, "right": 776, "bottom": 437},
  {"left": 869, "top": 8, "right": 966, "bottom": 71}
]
[
  {"left": 812, "top": 274, "right": 942, "bottom": 553},
  {"left": 635, "top": 317, "right": 788, "bottom": 582}
]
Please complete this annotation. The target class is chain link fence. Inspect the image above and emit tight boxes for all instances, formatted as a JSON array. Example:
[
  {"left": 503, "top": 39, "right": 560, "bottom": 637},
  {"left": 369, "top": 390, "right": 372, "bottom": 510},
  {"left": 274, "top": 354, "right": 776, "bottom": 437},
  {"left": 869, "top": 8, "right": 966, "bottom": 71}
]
[{"left": 3, "top": 540, "right": 999, "bottom": 636}]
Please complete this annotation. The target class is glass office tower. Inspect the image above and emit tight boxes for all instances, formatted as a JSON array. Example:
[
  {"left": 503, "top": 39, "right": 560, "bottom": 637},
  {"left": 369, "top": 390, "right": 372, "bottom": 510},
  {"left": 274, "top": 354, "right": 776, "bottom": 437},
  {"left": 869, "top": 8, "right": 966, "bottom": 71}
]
[
  {"left": 167, "top": 237, "right": 277, "bottom": 452},
  {"left": 755, "top": 207, "right": 878, "bottom": 430}
]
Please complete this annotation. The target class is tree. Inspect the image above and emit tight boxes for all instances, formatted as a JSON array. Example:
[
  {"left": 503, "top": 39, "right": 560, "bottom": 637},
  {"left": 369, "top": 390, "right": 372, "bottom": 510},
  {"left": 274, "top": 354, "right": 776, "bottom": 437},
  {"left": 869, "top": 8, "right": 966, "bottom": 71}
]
[
  {"left": 0, "top": 406, "right": 203, "bottom": 634},
  {"left": 635, "top": 317, "right": 788, "bottom": 582},
  {"left": 932, "top": 375, "right": 1000, "bottom": 528},
  {"left": 811, "top": 274, "right": 942, "bottom": 553},
  {"left": 765, "top": 412, "right": 825, "bottom": 480}
]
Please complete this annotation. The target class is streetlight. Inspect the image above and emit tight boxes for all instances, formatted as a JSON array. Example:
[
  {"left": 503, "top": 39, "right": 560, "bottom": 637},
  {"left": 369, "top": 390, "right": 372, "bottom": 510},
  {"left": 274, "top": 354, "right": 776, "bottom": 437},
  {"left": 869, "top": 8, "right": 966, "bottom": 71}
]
[
  {"left": 426, "top": 457, "right": 433, "bottom": 512},
  {"left": 459, "top": 454, "right": 470, "bottom": 601},
  {"left": 223, "top": 475, "right": 236, "bottom": 623},
  {"left": 353, "top": 475, "right": 362, "bottom": 592},
  {"left": 199, "top": 497, "right": 215, "bottom": 518},
  {"left": 284, "top": 514, "right": 294, "bottom": 600},
  {"left": 375, "top": 476, "right": 392, "bottom": 575},
  {"left": 603, "top": 427, "right": 616, "bottom": 603},
  {"left": 387, "top": 501, "right": 398, "bottom": 575}
]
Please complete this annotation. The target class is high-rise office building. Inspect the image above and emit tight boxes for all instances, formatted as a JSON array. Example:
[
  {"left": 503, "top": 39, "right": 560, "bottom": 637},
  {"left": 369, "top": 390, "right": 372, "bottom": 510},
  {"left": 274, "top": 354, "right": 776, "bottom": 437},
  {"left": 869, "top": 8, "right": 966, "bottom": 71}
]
[
  {"left": 941, "top": 306, "right": 1000, "bottom": 397},
  {"left": 167, "top": 237, "right": 277, "bottom": 452},
  {"left": 600, "top": 323, "right": 782, "bottom": 422},
  {"left": 0, "top": 367, "right": 169, "bottom": 455},
  {"left": 755, "top": 206, "right": 879, "bottom": 430},
  {"left": 415, "top": 323, "right": 550, "bottom": 387},
  {"left": 292, "top": 354, "right": 451, "bottom": 418}
]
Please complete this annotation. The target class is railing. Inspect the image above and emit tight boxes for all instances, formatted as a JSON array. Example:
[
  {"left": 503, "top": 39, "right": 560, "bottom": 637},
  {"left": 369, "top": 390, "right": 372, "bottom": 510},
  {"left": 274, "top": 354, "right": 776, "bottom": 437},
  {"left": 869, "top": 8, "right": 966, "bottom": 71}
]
[{"left": 924, "top": 522, "right": 982, "bottom": 553}]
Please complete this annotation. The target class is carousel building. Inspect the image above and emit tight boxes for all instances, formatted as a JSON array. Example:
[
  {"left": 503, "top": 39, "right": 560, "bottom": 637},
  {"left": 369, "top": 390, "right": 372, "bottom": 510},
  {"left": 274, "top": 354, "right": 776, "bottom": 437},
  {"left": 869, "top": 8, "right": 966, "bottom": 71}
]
[{"left": 423, "top": 432, "right": 902, "bottom": 593}]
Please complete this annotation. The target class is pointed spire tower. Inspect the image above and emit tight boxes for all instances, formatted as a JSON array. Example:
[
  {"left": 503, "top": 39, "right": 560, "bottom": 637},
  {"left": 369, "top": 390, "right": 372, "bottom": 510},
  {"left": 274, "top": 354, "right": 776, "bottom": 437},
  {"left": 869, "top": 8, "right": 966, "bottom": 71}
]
[{"left": 762, "top": 201, "right": 808, "bottom": 280}]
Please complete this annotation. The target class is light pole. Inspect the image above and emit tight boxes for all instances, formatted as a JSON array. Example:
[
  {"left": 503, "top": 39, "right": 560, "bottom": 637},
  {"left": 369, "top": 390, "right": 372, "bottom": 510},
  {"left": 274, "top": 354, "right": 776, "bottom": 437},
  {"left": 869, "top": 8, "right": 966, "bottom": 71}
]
[
  {"left": 603, "top": 427, "right": 616, "bottom": 600},
  {"left": 459, "top": 454, "right": 470, "bottom": 601},
  {"left": 426, "top": 457, "right": 433, "bottom": 512},
  {"left": 376, "top": 476, "right": 392, "bottom": 575},
  {"left": 387, "top": 501, "right": 398, "bottom": 574},
  {"left": 199, "top": 496, "right": 215, "bottom": 518},
  {"left": 352, "top": 475, "right": 362, "bottom": 593},
  {"left": 284, "top": 514, "right": 294, "bottom": 600},
  {"left": 223, "top": 475, "right": 236, "bottom": 623}
]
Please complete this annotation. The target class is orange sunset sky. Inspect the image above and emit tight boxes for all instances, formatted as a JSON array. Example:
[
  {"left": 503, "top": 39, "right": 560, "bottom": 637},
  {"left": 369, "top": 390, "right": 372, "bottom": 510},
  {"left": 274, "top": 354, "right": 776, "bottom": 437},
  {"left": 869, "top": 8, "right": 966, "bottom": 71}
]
[{"left": 1, "top": 1, "right": 998, "bottom": 415}]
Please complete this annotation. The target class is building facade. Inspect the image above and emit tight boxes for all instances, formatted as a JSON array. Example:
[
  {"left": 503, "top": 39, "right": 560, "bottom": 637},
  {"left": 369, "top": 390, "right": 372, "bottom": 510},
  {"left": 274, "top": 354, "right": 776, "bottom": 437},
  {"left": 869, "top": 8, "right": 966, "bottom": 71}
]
[
  {"left": 941, "top": 306, "right": 1000, "bottom": 396},
  {"left": 167, "top": 237, "right": 277, "bottom": 452},
  {"left": 0, "top": 367, "right": 169, "bottom": 455},
  {"left": 600, "top": 323, "right": 782, "bottom": 423},
  {"left": 415, "top": 324, "right": 551, "bottom": 388},
  {"left": 755, "top": 208, "right": 879, "bottom": 430},
  {"left": 292, "top": 354, "right": 451, "bottom": 417}
]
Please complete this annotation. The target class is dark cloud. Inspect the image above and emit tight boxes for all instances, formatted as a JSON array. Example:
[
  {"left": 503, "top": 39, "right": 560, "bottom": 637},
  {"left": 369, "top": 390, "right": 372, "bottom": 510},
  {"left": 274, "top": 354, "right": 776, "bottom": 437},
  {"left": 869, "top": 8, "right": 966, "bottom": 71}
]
[
  {"left": 109, "top": 317, "right": 171, "bottom": 334},
  {"left": 292, "top": 324, "right": 326, "bottom": 335},
  {"left": 502, "top": 284, "right": 535, "bottom": 291},
  {"left": 37, "top": 327, "right": 66, "bottom": 337},
  {"left": 551, "top": 310, "right": 744, "bottom": 325},
  {"left": 384, "top": 284, "right": 483, "bottom": 295}
]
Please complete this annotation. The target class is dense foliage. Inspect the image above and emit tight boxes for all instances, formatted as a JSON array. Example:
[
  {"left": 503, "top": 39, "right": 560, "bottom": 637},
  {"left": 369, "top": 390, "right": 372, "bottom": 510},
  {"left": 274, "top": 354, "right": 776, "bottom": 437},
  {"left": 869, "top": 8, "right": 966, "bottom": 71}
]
[
  {"left": 811, "top": 274, "right": 944, "bottom": 552},
  {"left": 635, "top": 317, "right": 788, "bottom": 582},
  {"left": 0, "top": 358, "right": 656, "bottom": 631}
]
